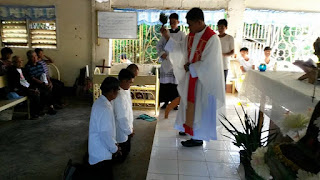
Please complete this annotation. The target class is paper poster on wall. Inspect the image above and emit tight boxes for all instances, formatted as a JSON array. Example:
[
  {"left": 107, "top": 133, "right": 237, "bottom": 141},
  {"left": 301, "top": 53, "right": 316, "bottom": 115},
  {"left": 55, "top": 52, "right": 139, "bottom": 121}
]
[{"left": 97, "top": 11, "right": 137, "bottom": 39}]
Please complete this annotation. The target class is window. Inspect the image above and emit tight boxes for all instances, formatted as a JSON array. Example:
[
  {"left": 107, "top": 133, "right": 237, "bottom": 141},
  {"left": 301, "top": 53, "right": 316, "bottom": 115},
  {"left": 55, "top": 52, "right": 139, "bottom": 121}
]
[
  {"left": 30, "top": 21, "right": 57, "bottom": 49},
  {"left": 1, "top": 20, "right": 28, "bottom": 48},
  {"left": 0, "top": 20, "right": 57, "bottom": 49},
  {"left": 0, "top": 5, "right": 57, "bottom": 49}
]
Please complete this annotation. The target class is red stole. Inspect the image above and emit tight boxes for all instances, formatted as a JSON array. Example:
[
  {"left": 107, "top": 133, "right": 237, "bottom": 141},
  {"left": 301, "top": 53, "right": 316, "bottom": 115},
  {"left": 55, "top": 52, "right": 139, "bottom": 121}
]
[{"left": 183, "top": 26, "right": 216, "bottom": 136}]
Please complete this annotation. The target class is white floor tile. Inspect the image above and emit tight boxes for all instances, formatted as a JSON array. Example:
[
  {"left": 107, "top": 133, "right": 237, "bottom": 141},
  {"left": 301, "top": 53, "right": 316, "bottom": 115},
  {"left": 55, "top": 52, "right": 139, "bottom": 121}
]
[
  {"left": 178, "top": 148, "right": 206, "bottom": 161},
  {"left": 151, "top": 147, "right": 178, "bottom": 160},
  {"left": 178, "top": 160, "right": 209, "bottom": 176},
  {"left": 229, "top": 152, "right": 240, "bottom": 163},
  {"left": 148, "top": 159, "right": 178, "bottom": 174},
  {"left": 204, "top": 150, "right": 233, "bottom": 163},
  {"left": 207, "top": 162, "right": 240, "bottom": 178},
  {"left": 155, "top": 130, "right": 179, "bottom": 138},
  {"left": 203, "top": 141, "right": 227, "bottom": 151},
  {"left": 146, "top": 173, "right": 179, "bottom": 180},
  {"left": 153, "top": 137, "right": 179, "bottom": 148},
  {"left": 224, "top": 142, "right": 242, "bottom": 152},
  {"left": 179, "top": 175, "right": 211, "bottom": 180}
]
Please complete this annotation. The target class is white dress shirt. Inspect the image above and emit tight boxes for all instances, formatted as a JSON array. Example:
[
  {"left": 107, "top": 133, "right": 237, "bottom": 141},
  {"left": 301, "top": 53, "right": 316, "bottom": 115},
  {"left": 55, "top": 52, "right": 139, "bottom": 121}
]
[
  {"left": 88, "top": 95, "right": 118, "bottom": 165},
  {"left": 113, "top": 87, "right": 133, "bottom": 143}
]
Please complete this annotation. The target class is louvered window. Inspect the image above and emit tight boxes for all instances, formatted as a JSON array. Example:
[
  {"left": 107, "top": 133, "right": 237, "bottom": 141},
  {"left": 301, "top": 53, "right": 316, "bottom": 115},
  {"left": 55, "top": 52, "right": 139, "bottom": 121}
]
[
  {"left": 30, "top": 21, "right": 57, "bottom": 49},
  {"left": 1, "top": 20, "right": 28, "bottom": 48}
]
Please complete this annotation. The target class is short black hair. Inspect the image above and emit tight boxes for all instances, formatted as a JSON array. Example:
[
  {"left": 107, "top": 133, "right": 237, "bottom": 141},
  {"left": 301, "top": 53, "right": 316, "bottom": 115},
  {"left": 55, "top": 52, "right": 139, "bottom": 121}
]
[
  {"left": 120, "top": 54, "right": 127, "bottom": 59},
  {"left": 217, "top": 19, "right": 228, "bottom": 27},
  {"left": 264, "top": 46, "right": 272, "bottom": 51},
  {"left": 118, "top": 68, "right": 134, "bottom": 81},
  {"left": 127, "top": 63, "right": 139, "bottom": 72},
  {"left": 1, "top": 47, "right": 13, "bottom": 58},
  {"left": 169, "top": 13, "right": 179, "bottom": 20},
  {"left": 240, "top": 47, "right": 249, "bottom": 52},
  {"left": 35, "top": 48, "right": 43, "bottom": 55},
  {"left": 186, "top": 8, "right": 204, "bottom": 22},
  {"left": 100, "top": 77, "right": 120, "bottom": 94},
  {"left": 26, "top": 50, "right": 35, "bottom": 61}
]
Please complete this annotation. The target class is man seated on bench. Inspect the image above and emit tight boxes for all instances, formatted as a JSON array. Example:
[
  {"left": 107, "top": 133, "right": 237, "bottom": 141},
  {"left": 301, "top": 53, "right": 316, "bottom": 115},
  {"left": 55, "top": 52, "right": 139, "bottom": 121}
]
[
  {"left": 24, "top": 50, "right": 57, "bottom": 115},
  {"left": 7, "top": 56, "right": 42, "bottom": 119},
  {"left": 35, "top": 48, "right": 64, "bottom": 108},
  {"left": 0, "top": 47, "right": 13, "bottom": 76}
]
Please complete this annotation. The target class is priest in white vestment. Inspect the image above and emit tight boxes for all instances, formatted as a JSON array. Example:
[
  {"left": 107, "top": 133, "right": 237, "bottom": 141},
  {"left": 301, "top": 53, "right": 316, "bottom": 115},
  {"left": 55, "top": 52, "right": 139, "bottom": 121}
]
[{"left": 163, "top": 8, "right": 225, "bottom": 147}]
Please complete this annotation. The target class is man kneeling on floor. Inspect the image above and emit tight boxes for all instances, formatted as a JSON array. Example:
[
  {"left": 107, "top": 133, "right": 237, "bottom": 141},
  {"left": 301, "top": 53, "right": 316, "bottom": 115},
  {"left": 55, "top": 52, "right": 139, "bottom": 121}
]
[
  {"left": 67, "top": 77, "right": 122, "bottom": 180},
  {"left": 113, "top": 69, "right": 135, "bottom": 162}
]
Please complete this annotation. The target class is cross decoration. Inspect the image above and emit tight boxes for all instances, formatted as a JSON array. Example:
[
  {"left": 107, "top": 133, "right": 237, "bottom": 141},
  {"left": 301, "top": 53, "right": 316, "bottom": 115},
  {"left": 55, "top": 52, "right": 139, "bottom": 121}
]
[{"left": 96, "top": 59, "right": 111, "bottom": 73}]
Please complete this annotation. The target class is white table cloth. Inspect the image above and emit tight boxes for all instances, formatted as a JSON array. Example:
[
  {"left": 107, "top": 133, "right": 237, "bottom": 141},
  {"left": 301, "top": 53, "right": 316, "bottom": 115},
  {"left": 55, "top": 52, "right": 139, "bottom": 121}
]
[{"left": 239, "top": 70, "right": 320, "bottom": 129}]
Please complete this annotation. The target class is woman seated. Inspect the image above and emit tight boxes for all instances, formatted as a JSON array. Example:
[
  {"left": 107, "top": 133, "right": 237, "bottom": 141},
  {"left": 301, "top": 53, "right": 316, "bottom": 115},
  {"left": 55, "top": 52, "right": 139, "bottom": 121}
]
[
  {"left": 7, "top": 56, "right": 41, "bottom": 119},
  {"left": 24, "top": 50, "right": 57, "bottom": 115}
]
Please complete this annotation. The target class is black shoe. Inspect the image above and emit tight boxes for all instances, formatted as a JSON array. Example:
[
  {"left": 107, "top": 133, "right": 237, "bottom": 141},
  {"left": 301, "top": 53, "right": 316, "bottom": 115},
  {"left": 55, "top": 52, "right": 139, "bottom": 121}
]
[
  {"left": 181, "top": 139, "right": 203, "bottom": 147},
  {"left": 179, "top": 131, "right": 186, "bottom": 136},
  {"left": 161, "top": 103, "right": 168, "bottom": 109},
  {"left": 48, "top": 108, "right": 57, "bottom": 115}
]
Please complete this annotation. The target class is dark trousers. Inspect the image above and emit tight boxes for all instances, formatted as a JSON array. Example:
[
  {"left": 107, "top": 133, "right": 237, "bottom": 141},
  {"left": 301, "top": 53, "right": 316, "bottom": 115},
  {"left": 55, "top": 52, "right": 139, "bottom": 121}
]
[
  {"left": 159, "top": 83, "right": 179, "bottom": 103},
  {"left": 16, "top": 89, "right": 40, "bottom": 116},
  {"left": 115, "top": 136, "right": 131, "bottom": 163},
  {"left": 73, "top": 160, "right": 113, "bottom": 180},
  {"left": 51, "top": 78, "right": 64, "bottom": 105},
  {"left": 224, "top": 70, "right": 228, "bottom": 84}
]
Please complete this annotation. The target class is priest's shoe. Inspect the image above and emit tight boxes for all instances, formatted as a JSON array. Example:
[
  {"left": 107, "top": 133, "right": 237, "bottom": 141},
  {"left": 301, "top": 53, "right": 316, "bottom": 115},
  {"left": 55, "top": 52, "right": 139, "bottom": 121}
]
[{"left": 181, "top": 139, "right": 203, "bottom": 147}]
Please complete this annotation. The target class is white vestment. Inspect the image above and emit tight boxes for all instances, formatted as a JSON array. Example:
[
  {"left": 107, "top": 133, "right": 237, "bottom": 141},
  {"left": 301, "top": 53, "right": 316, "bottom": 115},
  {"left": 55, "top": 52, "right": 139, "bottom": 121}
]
[
  {"left": 157, "top": 29, "right": 186, "bottom": 84},
  {"left": 113, "top": 87, "right": 134, "bottom": 143},
  {"left": 165, "top": 26, "right": 226, "bottom": 141}
]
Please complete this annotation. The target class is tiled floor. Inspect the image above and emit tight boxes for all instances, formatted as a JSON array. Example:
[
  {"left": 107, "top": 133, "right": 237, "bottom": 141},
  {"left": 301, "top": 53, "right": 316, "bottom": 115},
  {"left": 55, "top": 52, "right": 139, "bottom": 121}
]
[{"left": 147, "top": 94, "right": 270, "bottom": 180}]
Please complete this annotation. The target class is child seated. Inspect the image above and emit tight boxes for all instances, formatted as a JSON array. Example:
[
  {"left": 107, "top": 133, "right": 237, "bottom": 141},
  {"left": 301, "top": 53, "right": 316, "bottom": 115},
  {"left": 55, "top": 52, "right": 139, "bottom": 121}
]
[
  {"left": 260, "top": 46, "right": 276, "bottom": 71},
  {"left": 239, "top": 47, "right": 255, "bottom": 73}
]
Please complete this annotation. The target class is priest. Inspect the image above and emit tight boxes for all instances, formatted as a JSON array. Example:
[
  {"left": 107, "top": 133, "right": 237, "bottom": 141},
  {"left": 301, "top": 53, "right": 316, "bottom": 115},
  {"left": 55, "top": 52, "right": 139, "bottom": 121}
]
[{"left": 162, "top": 8, "right": 225, "bottom": 147}]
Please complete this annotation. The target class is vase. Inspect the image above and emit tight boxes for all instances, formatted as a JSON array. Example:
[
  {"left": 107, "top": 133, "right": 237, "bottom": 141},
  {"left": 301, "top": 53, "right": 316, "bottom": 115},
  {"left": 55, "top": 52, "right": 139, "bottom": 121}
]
[{"left": 239, "top": 150, "right": 265, "bottom": 180}]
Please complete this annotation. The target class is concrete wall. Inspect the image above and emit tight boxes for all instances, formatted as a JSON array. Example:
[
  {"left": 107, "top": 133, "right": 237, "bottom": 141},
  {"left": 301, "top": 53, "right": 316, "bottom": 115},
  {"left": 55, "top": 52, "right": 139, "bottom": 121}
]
[{"left": 0, "top": 0, "right": 92, "bottom": 86}]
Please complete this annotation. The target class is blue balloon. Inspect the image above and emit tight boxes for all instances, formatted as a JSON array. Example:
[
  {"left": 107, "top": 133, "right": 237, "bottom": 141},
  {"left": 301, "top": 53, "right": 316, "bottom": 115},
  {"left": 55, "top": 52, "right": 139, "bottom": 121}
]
[{"left": 259, "top": 64, "right": 267, "bottom": 72}]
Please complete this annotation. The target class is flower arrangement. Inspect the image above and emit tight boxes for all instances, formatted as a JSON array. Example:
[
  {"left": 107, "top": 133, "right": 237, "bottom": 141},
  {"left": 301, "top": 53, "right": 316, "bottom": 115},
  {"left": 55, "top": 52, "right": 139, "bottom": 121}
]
[
  {"left": 297, "top": 169, "right": 320, "bottom": 180},
  {"left": 251, "top": 147, "right": 273, "bottom": 180},
  {"left": 220, "top": 105, "right": 277, "bottom": 158},
  {"left": 220, "top": 105, "right": 277, "bottom": 179},
  {"left": 280, "top": 110, "right": 312, "bottom": 140}
]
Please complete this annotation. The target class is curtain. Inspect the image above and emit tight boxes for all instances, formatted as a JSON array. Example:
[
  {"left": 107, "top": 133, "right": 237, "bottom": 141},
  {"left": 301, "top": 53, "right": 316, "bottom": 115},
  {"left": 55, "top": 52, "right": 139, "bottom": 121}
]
[
  {"left": 0, "top": 5, "right": 55, "bottom": 21},
  {"left": 244, "top": 8, "right": 320, "bottom": 26}
]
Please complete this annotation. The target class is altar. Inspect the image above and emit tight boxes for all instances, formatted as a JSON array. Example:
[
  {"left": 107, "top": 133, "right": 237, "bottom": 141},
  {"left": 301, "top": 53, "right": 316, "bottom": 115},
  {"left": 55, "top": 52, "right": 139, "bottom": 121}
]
[{"left": 239, "top": 70, "right": 320, "bottom": 140}]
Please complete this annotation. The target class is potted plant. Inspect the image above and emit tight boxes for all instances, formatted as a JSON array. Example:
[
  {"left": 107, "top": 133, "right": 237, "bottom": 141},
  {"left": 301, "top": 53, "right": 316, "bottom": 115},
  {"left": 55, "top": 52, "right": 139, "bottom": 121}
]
[{"left": 219, "top": 105, "right": 277, "bottom": 179}]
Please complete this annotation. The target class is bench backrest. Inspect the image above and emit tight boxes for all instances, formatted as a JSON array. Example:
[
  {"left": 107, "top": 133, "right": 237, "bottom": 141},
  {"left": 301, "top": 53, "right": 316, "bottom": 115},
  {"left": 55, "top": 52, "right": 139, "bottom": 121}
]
[{"left": 0, "top": 76, "right": 7, "bottom": 88}]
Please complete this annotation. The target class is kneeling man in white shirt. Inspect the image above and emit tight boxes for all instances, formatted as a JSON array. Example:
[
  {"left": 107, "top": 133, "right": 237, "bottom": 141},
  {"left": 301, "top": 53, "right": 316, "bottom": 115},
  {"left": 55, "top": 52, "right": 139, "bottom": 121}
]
[
  {"left": 88, "top": 77, "right": 121, "bottom": 179},
  {"left": 113, "top": 69, "right": 135, "bottom": 162}
]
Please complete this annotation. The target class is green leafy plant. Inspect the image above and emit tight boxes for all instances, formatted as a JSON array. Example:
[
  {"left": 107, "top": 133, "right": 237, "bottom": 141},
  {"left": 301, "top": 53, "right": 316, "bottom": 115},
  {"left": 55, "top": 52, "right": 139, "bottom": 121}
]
[{"left": 220, "top": 105, "right": 278, "bottom": 159}]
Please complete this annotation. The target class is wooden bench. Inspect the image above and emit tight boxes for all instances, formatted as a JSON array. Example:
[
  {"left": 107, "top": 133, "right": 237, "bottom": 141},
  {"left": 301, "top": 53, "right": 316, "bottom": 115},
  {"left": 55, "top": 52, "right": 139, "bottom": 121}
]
[
  {"left": 93, "top": 69, "right": 160, "bottom": 115},
  {"left": 0, "top": 76, "right": 30, "bottom": 120}
]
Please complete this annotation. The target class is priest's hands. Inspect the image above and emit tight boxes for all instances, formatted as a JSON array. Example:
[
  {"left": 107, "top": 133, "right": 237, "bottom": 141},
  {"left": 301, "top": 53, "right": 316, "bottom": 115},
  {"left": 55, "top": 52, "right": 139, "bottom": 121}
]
[
  {"left": 160, "top": 27, "right": 170, "bottom": 41},
  {"left": 184, "top": 62, "right": 191, "bottom": 72}
]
